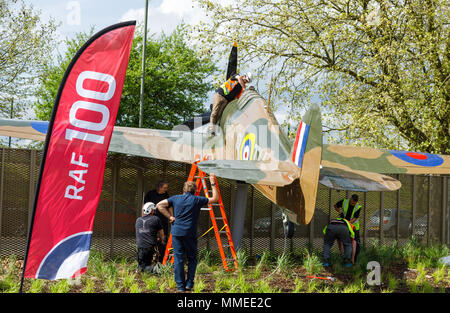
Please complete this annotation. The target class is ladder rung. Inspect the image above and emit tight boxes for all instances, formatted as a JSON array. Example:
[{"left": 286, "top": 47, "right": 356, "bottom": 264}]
[
  {"left": 201, "top": 208, "right": 211, "bottom": 211},
  {"left": 215, "top": 217, "right": 224, "bottom": 220},
  {"left": 211, "top": 203, "right": 221, "bottom": 206},
  {"left": 219, "top": 230, "right": 228, "bottom": 234}
]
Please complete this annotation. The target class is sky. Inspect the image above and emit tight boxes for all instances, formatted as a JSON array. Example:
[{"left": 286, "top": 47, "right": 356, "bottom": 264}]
[
  {"left": 32, "top": 0, "right": 206, "bottom": 41},
  {"left": 25, "top": 0, "right": 291, "bottom": 125}
]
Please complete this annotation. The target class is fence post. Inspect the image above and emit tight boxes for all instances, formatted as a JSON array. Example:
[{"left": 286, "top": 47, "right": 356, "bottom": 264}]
[
  {"left": 0, "top": 148, "right": 4, "bottom": 253},
  {"left": 309, "top": 212, "right": 314, "bottom": 251},
  {"left": 328, "top": 188, "right": 332, "bottom": 222},
  {"left": 363, "top": 192, "right": 367, "bottom": 247},
  {"left": 427, "top": 176, "right": 431, "bottom": 246},
  {"left": 396, "top": 174, "right": 400, "bottom": 243},
  {"left": 412, "top": 176, "right": 416, "bottom": 238},
  {"left": 379, "top": 191, "right": 384, "bottom": 245},
  {"left": 28, "top": 150, "right": 36, "bottom": 231},
  {"left": 441, "top": 176, "right": 446, "bottom": 244},
  {"left": 250, "top": 186, "right": 254, "bottom": 258},
  {"left": 270, "top": 203, "right": 275, "bottom": 253},
  {"left": 136, "top": 157, "right": 144, "bottom": 220}
]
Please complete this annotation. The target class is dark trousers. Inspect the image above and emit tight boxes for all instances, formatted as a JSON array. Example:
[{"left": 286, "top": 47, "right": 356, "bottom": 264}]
[
  {"left": 137, "top": 242, "right": 165, "bottom": 271},
  {"left": 172, "top": 235, "right": 198, "bottom": 290},
  {"left": 137, "top": 247, "right": 155, "bottom": 271},
  {"left": 323, "top": 224, "right": 352, "bottom": 263}
]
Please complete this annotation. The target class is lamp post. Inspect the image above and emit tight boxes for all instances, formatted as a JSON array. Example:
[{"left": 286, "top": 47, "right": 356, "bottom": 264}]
[
  {"left": 139, "top": 0, "right": 149, "bottom": 128},
  {"left": 9, "top": 98, "right": 13, "bottom": 147}
]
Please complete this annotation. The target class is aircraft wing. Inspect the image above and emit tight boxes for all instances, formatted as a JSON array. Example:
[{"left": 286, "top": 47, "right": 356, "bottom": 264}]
[
  {"left": 197, "top": 159, "right": 300, "bottom": 186},
  {"left": 0, "top": 119, "right": 224, "bottom": 164},
  {"left": 319, "top": 166, "right": 402, "bottom": 191},
  {"left": 320, "top": 144, "right": 450, "bottom": 191}
]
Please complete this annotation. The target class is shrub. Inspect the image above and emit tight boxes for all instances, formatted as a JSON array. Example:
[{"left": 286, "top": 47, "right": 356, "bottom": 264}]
[
  {"left": 29, "top": 279, "right": 46, "bottom": 293},
  {"left": 303, "top": 252, "right": 322, "bottom": 276}
]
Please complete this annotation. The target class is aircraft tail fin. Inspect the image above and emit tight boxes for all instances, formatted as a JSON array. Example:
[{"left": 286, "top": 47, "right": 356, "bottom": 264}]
[{"left": 290, "top": 103, "right": 323, "bottom": 224}]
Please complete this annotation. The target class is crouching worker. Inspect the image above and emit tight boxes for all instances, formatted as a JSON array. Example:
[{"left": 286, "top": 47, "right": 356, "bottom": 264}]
[
  {"left": 322, "top": 218, "right": 355, "bottom": 268},
  {"left": 135, "top": 202, "right": 165, "bottom": 273}
]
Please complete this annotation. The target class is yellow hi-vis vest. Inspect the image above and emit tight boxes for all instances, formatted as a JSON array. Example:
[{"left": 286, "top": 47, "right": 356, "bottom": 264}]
[
  {"left": 343, "top": 199, "right": 361, "bottom": 231},
  {"left": 323, "top": 218, "right": 355, "bottom": 239}
]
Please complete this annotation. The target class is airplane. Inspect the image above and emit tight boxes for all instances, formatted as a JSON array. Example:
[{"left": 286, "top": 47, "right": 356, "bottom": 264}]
[{"left": 0, "top": 44, "right": 449, "bottom": 248}]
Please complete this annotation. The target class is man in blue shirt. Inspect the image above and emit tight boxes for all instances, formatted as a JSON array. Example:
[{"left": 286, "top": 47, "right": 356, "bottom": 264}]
[{"left": 156, "top": 174, "right": 219, "bottom": 291}]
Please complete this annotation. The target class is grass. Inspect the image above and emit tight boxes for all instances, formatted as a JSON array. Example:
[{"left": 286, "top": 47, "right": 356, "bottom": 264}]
[
  {"left": 0, "top": 239, "right": 448, "bottom": 293},
  {"left": 303, "top": 251, "right": 322, "bottom": 276}
]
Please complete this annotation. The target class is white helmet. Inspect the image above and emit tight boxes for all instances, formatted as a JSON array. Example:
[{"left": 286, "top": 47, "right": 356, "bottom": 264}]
[
  {"left": 245, "top": 72, "right": 252, "bottom": 83},
  {"left": 142, "top": 202, "right": 156, "bottom": 215}
]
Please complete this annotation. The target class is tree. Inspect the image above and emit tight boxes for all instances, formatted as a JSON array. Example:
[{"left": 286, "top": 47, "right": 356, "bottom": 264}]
[
  {"left": 0, "top": 0, "right": 57, "bottom": 118},
  {"left": 193, "top": 0, "right": 449, "bottom": 154},
  {"left": 35, "top": 25, "right": 218, "bottom": 130}
]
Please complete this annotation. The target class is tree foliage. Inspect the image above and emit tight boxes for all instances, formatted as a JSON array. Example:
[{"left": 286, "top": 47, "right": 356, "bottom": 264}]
[
  {"left": 0, "top": 0, "right": 57, "bottom": 118},
  {"left": 193, "top": 0, "right": 449, "bottom": 154},
  {"left": 35, "top": 25, "right": 217, "bottom": 130}
]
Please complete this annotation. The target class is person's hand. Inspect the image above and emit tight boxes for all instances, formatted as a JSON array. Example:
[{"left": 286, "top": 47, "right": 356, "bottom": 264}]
[
  {"left": 237, "top": 75, "right": 246, "bottom": 88},
  {"left": 209, "top": 173, "right": 216, "bottom": 185},
  {"left": 169, "top": 216, "right": 175, "bottom": 224}
]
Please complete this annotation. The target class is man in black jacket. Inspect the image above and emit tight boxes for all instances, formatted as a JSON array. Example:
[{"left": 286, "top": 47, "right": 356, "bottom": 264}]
[{"left": 144, "top": 181, "right": 171, "bottom": 261}]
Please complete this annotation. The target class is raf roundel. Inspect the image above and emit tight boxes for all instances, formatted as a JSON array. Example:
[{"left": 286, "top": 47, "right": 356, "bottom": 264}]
[
  {"left": 36, "top": 232, "right": 92, "bottom": 280},
  {"left": 390, "top": 150, "right": 444, "bottom": 167},
  {"left": 240, "top": 133, "right": 255, "bottom": 161}
]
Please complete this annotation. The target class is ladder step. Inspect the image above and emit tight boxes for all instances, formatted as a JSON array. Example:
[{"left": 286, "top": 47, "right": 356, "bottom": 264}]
[
  {"left": 215, "top": 217, "right": 224, "bottom": 220},
  {"left": 201, "top": 208, "right": 211, "bottom": 211},
  {"left": 219, "top": 230, "right": 228, "bottom": 234}
]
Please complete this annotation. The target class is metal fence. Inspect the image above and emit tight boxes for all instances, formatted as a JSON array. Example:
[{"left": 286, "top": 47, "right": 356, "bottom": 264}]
[{"left": 0, "top": 147, "right": 448, "bottom": 259}]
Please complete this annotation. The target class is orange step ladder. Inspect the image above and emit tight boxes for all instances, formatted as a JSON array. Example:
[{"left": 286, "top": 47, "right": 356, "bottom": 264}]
[{"left": 162, "top": 158, "right": 238, "bottom": 271}]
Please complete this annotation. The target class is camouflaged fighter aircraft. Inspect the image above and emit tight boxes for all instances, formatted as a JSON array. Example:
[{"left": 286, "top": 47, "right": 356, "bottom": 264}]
[
  {"left": 0, "top": 44, "right": 449, "bottom": 229},
  {"left": 0, "top": 89, "right": 450, "bottom": 226}
]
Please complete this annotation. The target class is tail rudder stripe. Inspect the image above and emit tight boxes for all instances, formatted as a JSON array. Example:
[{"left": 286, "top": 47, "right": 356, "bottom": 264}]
[{"left": 293, "top": 121, "right": 310, "bottom": 168}]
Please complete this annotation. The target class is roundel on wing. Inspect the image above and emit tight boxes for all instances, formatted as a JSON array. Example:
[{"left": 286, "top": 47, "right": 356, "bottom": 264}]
[
  {"left": 239, "top": 133, "right": 255, "bottom": 160},
  {"left": 36, "top": 232, "right": 92, "bottom": 280},
  {"left": 389, "top": 150, "right": 444, "bottom": 167}
]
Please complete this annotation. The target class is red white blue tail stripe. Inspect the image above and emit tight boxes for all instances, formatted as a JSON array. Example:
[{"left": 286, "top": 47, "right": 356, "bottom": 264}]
[{"left": 292, "top": 121, "right": 310, "bottom": 168}]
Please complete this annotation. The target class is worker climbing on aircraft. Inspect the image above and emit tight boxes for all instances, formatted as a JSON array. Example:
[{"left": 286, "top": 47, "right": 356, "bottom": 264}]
[
  {"left": 208, "top": 72, "right": 252, "bottom": 136},
  {"left": 207, "top": 42, "right": 252, "bottom": 137}
]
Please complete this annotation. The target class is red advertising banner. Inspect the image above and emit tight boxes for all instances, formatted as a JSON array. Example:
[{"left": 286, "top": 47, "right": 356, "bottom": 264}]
[{"left": 22, "top": 21, "right": 135, "bottom": 280}]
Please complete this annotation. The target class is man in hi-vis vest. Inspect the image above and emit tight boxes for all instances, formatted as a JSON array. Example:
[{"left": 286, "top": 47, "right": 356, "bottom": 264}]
[
  {"left": 322, "top": 218, "right": 355, "bottom": 268},
  {"left": 334, "top": 194, "right": 362, "bottom": 262},
  {"left": 207, "top": 72, "right": 251, "bottom": 137}
]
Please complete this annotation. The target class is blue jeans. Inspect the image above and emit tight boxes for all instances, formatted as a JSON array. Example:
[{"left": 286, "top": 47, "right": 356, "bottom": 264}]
[{"left": 172, "top": 235, "right": 198, "bottom": 289}]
